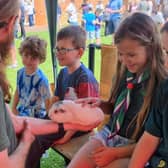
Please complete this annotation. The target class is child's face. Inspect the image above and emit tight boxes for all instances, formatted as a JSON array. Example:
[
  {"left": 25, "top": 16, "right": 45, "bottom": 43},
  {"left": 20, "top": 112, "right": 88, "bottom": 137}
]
[
  {"left": 117, "top": 38, "right": 148, "bottom": 74},
  {"left": 22, "top": 54, "right": 40, "bottom": 73},
  {"left": 161, "top": 31, "right": 168, "bottom": 68},
  {"left": 55, "top": 38, "right": 82, "bottom": 67}
]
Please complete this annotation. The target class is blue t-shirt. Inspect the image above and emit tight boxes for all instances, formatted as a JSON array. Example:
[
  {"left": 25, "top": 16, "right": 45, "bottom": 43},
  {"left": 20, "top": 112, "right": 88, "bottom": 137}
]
[
  {"left": 83, "top": 12, "right": 96, "bottom": 31},
  {"left": 55, "top": 63, "right": 99, "bottom": 100},
  {"left": 108, "top": 0, "right": 123, "bottom": 20},
  {"left": 17, "top": 68, "right": 51, "bottom": 118}
]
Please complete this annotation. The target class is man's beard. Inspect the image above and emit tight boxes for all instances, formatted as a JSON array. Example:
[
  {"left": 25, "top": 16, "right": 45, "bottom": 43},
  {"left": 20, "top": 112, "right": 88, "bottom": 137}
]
[{"left": 0, "top": 30, "right": 14, "bottom": 64}]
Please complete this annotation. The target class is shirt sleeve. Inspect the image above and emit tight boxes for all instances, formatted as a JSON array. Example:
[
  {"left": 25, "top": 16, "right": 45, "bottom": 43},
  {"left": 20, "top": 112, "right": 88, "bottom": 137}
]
[
  {"left": 39, "top": 78, "right": 51, "bottom": 100},
  {"left": 145, "top": 85, "right": 164, "bottom": 138},
  {"left": 0, "top": 90, "right": 10, "bottom": 152}
]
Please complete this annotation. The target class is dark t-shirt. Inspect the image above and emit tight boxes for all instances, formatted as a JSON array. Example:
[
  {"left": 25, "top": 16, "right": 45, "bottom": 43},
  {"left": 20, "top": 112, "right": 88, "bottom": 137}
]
[
  {"left": 106, "top": 76, "right": 148, "bottom": 140},
  {"left": 0, "top": 88, "right": 17, "bottom": 155},
  {"left": 145, "top": 79, "right": 168, "bottom": 167},
  {"left": 55, "top": 63, "right": 99, "bottom": 100}
]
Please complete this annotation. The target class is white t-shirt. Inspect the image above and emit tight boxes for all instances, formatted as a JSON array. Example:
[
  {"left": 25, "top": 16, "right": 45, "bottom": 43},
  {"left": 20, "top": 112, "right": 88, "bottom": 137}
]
[
  {"left": 25, "top": 2, "right": 34, "bottom": 15},
  {"left": 96, "top": 4, "right": 104, "bottom": 15},
  {"left": 66, "top": 2, "right": 78, "bottom": 23}
]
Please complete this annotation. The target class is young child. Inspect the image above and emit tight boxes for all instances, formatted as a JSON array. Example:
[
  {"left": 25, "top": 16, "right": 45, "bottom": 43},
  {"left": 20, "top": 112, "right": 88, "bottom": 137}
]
[
  {"left": 12, "top": 36, "right": 51, "bottom": 119},
  {"left": 95, "top": 0, "right": 104, "bottom": 16},
  {"left": 83, "top": 5, "right": 96, "bottom": 43},
  {"left": 68, "top": 12, "right": 167, "bottom": 168},
  {"left": 53, "top": 25, "right": 99, "bottom": 144},
  {"left": 161, "top": 21, "right": 168, "bottom": 69},
  {"left": 129, "top": 23, "right": 168, "bottom": 168},
  {"left": 66, "top": 0, "right": 78, "bottom": 25}
]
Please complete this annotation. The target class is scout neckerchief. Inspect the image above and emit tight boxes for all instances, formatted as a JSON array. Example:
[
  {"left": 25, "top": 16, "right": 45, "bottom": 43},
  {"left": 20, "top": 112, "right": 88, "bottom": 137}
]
[{"left": 108, "top": 69, "right": 149, "bottom": 140}]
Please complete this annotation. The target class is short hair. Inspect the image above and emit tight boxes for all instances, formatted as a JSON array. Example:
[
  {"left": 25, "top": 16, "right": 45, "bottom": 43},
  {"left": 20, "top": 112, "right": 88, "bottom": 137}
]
[
  {"left": 161, "top": 21, "right": 168, "bottom": 33},
  {"left": 19, "top": 36, "right": 47, "bottom": 63},
  {"left": 57, "top": 25, "right": 86, "bottom": 49}
]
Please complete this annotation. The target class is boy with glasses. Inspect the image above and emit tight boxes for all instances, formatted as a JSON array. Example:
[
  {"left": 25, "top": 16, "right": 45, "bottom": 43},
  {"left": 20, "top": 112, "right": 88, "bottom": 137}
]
[{"left": 53, "top": 25, "right": 99, "bottom": 145}]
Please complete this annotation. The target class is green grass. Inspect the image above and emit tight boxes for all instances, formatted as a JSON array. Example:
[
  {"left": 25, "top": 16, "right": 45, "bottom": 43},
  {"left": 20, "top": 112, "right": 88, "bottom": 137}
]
[{"left": 7, "top": 29, "right": 112, "bottom": 168}]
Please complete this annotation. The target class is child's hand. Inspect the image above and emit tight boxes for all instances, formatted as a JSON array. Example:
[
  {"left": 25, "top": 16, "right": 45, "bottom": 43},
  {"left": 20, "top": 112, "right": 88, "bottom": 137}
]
[
  {"left": 75, "top": 97, "right": 101, "bottom": 108},
  {"left": 92, "top": 146, "right": 117, "bottom": 167}
]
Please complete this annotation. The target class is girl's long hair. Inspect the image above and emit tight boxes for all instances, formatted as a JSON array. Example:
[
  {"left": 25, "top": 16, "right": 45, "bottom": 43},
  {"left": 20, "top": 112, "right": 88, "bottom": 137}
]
[{"left": 109, "top": 12, "right": 168, "bottom": 140}]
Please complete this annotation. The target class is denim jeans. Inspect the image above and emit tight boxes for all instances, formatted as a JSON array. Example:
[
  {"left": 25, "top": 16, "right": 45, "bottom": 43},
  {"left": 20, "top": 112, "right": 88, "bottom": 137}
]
[{"left": 28, "top": 14, "right": 34, "bottom": 26}]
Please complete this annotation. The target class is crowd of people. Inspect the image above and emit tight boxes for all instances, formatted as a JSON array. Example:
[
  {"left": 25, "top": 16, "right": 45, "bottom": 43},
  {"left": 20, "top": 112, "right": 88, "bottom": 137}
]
[
  {"left": 63, "top": 0, "right": 123, "bottom": 45},
  {"left": 1, "top": 0, "right": 168, "bottom": 168},
  {"left": 60, "top": 0, "right": 168, "bottom": 46}
]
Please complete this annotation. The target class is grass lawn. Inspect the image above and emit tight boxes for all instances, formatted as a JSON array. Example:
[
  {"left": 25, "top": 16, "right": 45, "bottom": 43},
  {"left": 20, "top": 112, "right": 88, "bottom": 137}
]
[{"left": 6, "top": 28, "right": 112, "bottom": 168}]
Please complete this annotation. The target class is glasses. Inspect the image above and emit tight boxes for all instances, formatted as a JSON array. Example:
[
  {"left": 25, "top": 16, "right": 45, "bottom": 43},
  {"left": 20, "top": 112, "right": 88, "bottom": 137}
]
[{"left": 53, "top": 47, "right": 78, "bottom": 55}]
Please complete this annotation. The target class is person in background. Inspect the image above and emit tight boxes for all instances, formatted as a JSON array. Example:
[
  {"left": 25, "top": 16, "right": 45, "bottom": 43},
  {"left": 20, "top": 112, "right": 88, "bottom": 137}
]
[
  {"left": 96, "top": 0, "right": 104, "bottom": 16},
  {"left": 19, "top": 0, "right": 26, "bottom": 39},
  {"left": 128, "top": 0, "right": 138, "bottom": 13},
  {"left": 95, "top": 9, "right": 102, "bottom": 46},
  {"left": 25, "top": 0, "right": 34, "bottom": 27},
  {"left": 137, "top": 0, "right": 150, "bottom": 14},
  {"left": 105, "top": 0, "right": 123, "bottom": 36},
  {"left": 66, "top": 0, "right": 78, "bottom": 25},
  {"left": 151, "top": 5, "right": 165, "bottom": 27},
  {"left": 162, "top": 0, "right": 168, "bottom": 21},
  {"left": 147, "top": 0, "right": 153, "bottom": 16},
  {"left": 83, "top": 5, "right": 96, "bottom": 43}
]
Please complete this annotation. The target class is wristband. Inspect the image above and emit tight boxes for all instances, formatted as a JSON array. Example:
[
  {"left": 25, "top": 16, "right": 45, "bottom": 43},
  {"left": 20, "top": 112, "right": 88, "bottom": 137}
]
[{"left": 58, "top": 123, "right": 64, "bottom": 133}]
